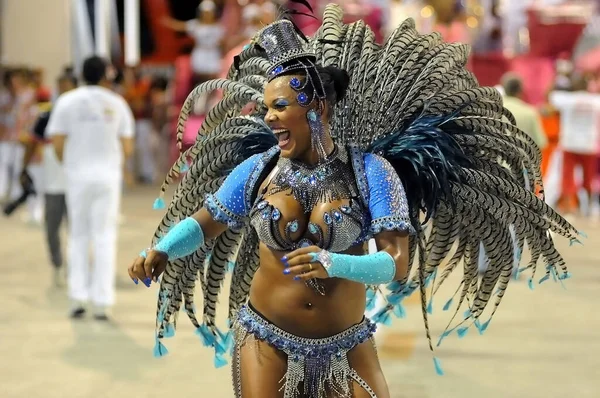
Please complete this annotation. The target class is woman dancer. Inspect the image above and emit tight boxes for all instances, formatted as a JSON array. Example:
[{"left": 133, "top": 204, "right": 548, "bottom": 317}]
[{"left": 128, "top": 4, "right": 578, "bottom": 397}]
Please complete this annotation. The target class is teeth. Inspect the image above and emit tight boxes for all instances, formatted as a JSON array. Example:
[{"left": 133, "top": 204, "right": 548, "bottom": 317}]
[{"left": 273, "top": 129, "right": 289, "bottom": 135}]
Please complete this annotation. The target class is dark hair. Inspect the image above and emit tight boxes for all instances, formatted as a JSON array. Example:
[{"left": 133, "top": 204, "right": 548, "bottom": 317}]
[
  {"left": 501, "top": 73, "right": 523, "bottom": 97},
  {"left": 279, "top": 63, "right": 350, "bottom": 106},
  {"left": 82, "top": 56, "right": 108, "bottom": 85},
  {"left": 58, "top": 72, "right": 78, "bottom": 87},
  {"left": 150, "top": 75, "right": 169, "bottom": 91},
  {"left": 2, "top": 68, "right": 13, "bottom": 87},
  {"left": 317, "top": 65, "right": 350, "bottom": 104},
  {"left": 570, "top": 74, "right": 588, "bottom": 92}
]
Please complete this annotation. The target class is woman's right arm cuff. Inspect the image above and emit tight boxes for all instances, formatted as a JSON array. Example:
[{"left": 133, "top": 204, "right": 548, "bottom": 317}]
[{"left": 151, "top": 217, "right": 205, "bottom": 260}]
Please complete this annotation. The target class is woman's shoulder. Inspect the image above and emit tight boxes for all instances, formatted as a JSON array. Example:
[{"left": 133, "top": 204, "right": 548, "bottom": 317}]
[
  {"left": 238, "top": 146, "right": 280, "bottom": 170},
  {"left": 344, "top": 144, "right": 391, "bottom": 173},
  {"left": 228, "top": 146, "right": 280, "bottom": 186}
]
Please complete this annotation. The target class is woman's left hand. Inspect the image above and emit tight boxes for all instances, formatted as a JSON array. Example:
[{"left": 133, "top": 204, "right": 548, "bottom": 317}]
[{"left": 281, "top": 245, "right": 329, "bottom": 281}]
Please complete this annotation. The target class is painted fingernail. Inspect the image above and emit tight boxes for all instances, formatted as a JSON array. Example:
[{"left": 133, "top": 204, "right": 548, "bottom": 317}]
[
  {"left": 283, "top": 269, "right": 290, "bottom": 275},
  {"left": 281, "top": 256, "right": 288, "bottom": 263},
  {"left": 133, "top": 278, "right": 138, "bottom": 285},
  {"left": 293, "top": 276, "right": 300, "bottom": 281},
  {"left": 144, "top": 277, "right": 152, "bottom": 287}
]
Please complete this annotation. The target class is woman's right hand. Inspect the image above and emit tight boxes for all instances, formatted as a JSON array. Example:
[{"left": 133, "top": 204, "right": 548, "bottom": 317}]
[{"left": 128, "top": 250, "right": 169, "bottom": 287}]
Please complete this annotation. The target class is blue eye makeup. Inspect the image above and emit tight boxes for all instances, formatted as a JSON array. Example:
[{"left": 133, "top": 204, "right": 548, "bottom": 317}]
[{"left": 274, "top": 99, "right": 290, "bottom": 107}]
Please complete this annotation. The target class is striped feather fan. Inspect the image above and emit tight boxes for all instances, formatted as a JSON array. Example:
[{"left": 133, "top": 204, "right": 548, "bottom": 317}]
[{"left": 148, "top": 3, "right": 580, "bottom": 371}]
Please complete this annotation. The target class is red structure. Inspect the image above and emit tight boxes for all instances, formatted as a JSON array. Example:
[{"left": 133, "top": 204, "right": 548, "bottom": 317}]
[{"left": 472, "top": 6, "right": 589, "bottom": 105}]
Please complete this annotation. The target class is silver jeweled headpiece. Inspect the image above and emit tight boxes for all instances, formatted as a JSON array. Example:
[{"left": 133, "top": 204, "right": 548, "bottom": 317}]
[{"left": 255, "top": 19, "right": 326, "bottom": 107}]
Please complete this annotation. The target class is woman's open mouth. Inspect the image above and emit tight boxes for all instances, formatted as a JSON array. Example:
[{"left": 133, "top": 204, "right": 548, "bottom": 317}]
[{"left": 273, "top": 129, "right": 291, "bottom": 148}]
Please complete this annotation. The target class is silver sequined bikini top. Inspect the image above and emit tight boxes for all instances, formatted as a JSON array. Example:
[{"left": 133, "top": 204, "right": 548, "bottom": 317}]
[{"left": 249, "top": 146, "right": 368, "bottom": 252}]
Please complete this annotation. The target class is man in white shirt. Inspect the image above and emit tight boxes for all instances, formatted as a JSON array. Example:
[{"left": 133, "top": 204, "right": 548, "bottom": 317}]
[
  {"left": 47, "top": 56, "right": 135, "bottom": 319},
  {"left": 550, "top": 76, "right": 600, "bottom": 216}
]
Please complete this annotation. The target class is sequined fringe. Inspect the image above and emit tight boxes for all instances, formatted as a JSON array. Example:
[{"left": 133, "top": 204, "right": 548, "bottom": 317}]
[{"left": 232, "top": 304, "right": 377, "bottom": 398}]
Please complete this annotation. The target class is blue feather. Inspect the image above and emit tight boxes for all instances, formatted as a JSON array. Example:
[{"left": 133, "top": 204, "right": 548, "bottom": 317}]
[
  {"left": 457, "top": 326, "right": 469, "bottom": 338},
  {"left": 238, "top": 131, "right": 278, "bottom": 157},
  {"left": 433, "top": 357, "right": 445, "bottom": 376},
  {"left": 368, "top": 109, "right": 473, "bottom": 222},
  {"left": 153, "top": 338, "right": 169, "bottom": 358}
]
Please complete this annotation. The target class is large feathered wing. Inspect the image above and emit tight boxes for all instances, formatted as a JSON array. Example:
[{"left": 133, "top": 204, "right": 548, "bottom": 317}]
[
  {"left": 149, "top": 72, "right": 277, "bottom": 364},
  {"left": 148, "top": 3, "right": 580, "bottom": 373},
  {"left": 310, "top": 4, "right": 580, "bottom": 370}
]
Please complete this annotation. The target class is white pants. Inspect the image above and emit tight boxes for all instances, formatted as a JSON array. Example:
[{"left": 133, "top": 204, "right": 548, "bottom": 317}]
[
  {"left": 66, "top": 178, "right": 121, "bottom": 307},
  {"left": 0, "top": 141, "right": 23, "bottom": 200}
]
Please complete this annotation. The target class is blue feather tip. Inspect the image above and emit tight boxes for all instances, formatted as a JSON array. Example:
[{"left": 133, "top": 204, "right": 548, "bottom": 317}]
[
  {"left": 153, "top": 338, "right": 169, "bottom": 358},
  {"left": 164, "top": 323, "right": 176, "bottom": 338},
  {"left": 476, "top": 319, "right": 491, "bottom": 334},
  {"left": 195, "top": 324, "right": 216, "bottom": 347},
  {"left": 457, "top": 326, "right": 469, "bottom": 339},
  {"left": 214, "top": 344, "right": 228, "bottom": 368},
  {"left": 214, "top": 353, "right": 228, "bottom": 368},
  {"left": 153, "top": 197, "right": 166, "bottom": 210},
  {"left": 426, "top": 300, "right": 433, "bottom": 315},
  {"left": 392, "top": 303, "right": 406, "bottom": 318},
  {"left": 528, "top": 278, "right": 534, "bottom": 290},
  {"left": 433, "top": 357, "right": 444, "bottom": 376},
  {"left": 442, "top": 297, "right": 453, "bottom": 311}
]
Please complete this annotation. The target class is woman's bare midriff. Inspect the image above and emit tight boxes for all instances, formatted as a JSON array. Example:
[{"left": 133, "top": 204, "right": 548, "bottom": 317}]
[{"left": 248, "top": 243, "right": 368, "bottom": 338}]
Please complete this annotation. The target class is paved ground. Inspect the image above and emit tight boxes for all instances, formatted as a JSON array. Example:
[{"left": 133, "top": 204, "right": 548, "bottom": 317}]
[{"left": 1, "top": 184, "right": 598, "bottom": 398}]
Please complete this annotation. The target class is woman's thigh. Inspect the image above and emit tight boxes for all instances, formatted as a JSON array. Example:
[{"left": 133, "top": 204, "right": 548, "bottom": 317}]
[
  {"left": 236, "top": 337, "right": 287, "bottom": 398},
  {"left": 347, "top": 339, "right": 390, "bottom": 398}
]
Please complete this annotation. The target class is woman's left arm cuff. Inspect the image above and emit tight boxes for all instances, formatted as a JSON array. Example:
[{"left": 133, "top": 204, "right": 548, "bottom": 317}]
[{"left": 314, "top": 251, "right": 396, "bottom": 285}]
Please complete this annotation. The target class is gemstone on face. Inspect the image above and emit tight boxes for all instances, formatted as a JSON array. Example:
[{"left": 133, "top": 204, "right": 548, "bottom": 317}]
[
  {"left": 308, "top": 222, "right": 318, "bottom": 234},
  {"left": 257, "top": 200, "right": 268, "bottom": 210},
  {"left": 289, "top": 77, "right": 301, "bottom": 89},
  {"left": 333, "top": 210, "right": 343, "bottom": 223},
  {"left": 261, "top": 208, "right": 271, "bottom": 219},
  {"left": 340, "top": 205, "right": 352, "bottom": 214},
  {"left": 272, "top": 65, "right": 284, "bottom": 75},
  {"left": 272, "top": 208, "right": 281, "bottom": 221},
  {"left": 289, "top": 220, "right": 299, "bottom": 233},
  {"left": 297, "top": 92, "right": 308, "bottom": 105},
  {"left": 323, "top": 213, "right": 332, "bottom": 224}
]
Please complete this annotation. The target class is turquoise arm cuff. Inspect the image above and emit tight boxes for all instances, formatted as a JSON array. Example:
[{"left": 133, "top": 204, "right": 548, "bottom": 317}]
[
  {"left": 311, "top": 251, "right": 396, "bottom": 284},
  {"left": 142, "top": 217, "right": 205, "bottom": 260}
]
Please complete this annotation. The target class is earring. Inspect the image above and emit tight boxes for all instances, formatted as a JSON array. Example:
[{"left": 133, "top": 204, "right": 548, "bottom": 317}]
[{"left": 307, "top": 108, "right": 328, "bottom": 162}]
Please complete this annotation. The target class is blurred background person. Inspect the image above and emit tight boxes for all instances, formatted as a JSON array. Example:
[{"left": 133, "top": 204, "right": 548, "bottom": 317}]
[
  {"left": 550, "top": 74, "right": 600, "bottom": 218},
  {"left": 162, "top": 0, "right": 225, "bottom": 93},
  {"left": 18, "top": 69, "right": 78, "bottom": 286},
  {"left": 123, "top": 66, "right": 154, "bottom": 184},
  {"left": 501, "top": 72, "right": 548, "bottom": 150},
  {"left": 148, "top": 75, "right": 170, "bottom": 178},
  {"left": 0, "top": 68, "right": 35, "bottom": 206},
  {"left": 0, "top": 68, "right": 14, "bottom": 204},
  {"left": 46, "top": 56, "right": 135, "bottom": 320}
]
